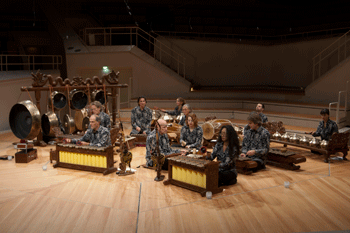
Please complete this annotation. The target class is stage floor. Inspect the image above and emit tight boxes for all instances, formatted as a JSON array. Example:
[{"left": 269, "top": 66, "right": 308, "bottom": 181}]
[{"left": 0, "top": 125, "right": 349, "bottom": 233}]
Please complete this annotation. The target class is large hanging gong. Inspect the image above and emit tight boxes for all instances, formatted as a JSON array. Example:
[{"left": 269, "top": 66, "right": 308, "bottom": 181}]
[
  {"left": 74, "top": 108, "right": 90, "bottom": 131},
  {"left": 41, "top": 111, "right": 59, "bottom": 137},
  {"left": 48, "top": 91, "right": 67, "bottom": 110},
  {"left": 63, "top": 114, "right": 76, "bottom": 134},
  {"left": 91, "top": 90, "right": 105, "bottom": 105},
  {"left": 69, "top": 89, "right": 88, "bottom": 110},
  {"left": 9, "top": 100, "right": 41, "bottom": 140}
]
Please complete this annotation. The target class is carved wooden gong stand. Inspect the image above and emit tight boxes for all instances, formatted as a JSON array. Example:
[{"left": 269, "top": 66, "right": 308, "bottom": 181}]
[{"left": 21, "top": 70, "right": 128, "bottom": 146}]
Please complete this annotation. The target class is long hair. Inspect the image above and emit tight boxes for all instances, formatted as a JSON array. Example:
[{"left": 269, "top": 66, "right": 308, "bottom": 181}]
[
  {"left": 186, "top": 113, "right": 198, "bottom": 128},
  {"left": 177, "top": 97, "right": 186, "bottom": 106},
  {"left": 217, "top": 125, "right": 240, "bottom": 158}
]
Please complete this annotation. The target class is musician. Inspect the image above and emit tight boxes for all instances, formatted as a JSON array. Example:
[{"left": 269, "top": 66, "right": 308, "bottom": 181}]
[
  {"left": 308, "top": 109, "right": 338, "bottom": 141},
  {"left": 154, "top": 97, "right": 185, "bottom": 117},
  {"left": 131, "top": 96, "right": 152, "bottom": 135},
  {"left": 89, "top": 101, "right": 111, "bottom": 130},
  {"left": 206, "top": 125, "right": 239, "bottom": 186},
  {"left": 146, "top": 119, "right": 186, "bottom": 169},
  {"left": 179, "top": 104, "right": 192, "bottom": 126},
  {"left": 180, "top": 113, "right": 203, "bottom": 149},
  {"left": 243, "top": 103, "right": 268, "bottom": 134},
  {"left": 240, "top": 112, "right": 270, "bottom": 171},
  {"left": 65, "top": 114, "right": 111, "bottom": 147}
]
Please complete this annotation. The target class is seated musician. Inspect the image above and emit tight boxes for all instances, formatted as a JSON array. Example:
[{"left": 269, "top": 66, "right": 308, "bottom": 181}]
[
  {"left": 206, "top": 125, "right": 239, "bottom": 186},
  {"left": 146, "top": 119, "right": 186, "bottom": 169},
  {"left": 309, "top": 108, "right": 338, "bottom": 141},
  {"left": 154, "top": 97, "right": 185, "bottom": 117},
  {"left": 65, "top": 114, "right": 111, "bottom": 147},
  {"left": 89, "top": 101, "right": 111, "bottom": 130},
  {"left": 244, "top": 103, "right": 268, "bottom": 134},
  {"left": 131, "top": 96, "right": 152, "bottom": 135},
  {"left": 180, "top": 113, "right": 203, "bottom": 149},
  {"left": 240, "top": 112, "right": 270, "bottom": 171},
  {"left": 179, "top": 104, "right": 192, "bottom": 126}
]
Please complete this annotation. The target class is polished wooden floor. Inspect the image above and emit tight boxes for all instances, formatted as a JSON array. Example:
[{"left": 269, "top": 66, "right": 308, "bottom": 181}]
[{"left": 0, "top": 124, "right": 350, "bottom": 233}]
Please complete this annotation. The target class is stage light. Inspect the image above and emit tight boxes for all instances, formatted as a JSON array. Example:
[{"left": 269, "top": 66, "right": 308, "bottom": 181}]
[{"left": 103, "top": 66, "right": 110, "bottom": 73}]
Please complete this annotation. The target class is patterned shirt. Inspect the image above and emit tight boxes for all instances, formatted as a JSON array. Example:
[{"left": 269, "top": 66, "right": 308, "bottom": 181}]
[
  {"left": 259, "top": 113, "right": 268, "bottom": 123},
  {"left": 208, "top": 142, "right": 237, "bottom": 173},
  {"left": 146, "top": 129, "right": 180, "bottom": 166},
  {"left": 313, "top": 119, "right": 338, "bottom": 141},
  {"left": 72, "top": 126, "right": 111, "bottom": 147},
  {"left": 242, "top": 126, "right": 270, "bottom": 159},
  {"left": 88, "top": 111, "right": 111, "bottom": 130},
  {"left": 131, "top": 106, "right": 152, "bottom": 135},
  {"left": 166, "top": 105, "right": 183, "bottom": 116},
  {"left": 180, "top": 125, "right": 203, "bottom": 149},
  {"left": 99, "top": 111, "right": 111, "bottom": 130},
  {"left": 179, "top": 115, "right": 187, "bottom": 126}
]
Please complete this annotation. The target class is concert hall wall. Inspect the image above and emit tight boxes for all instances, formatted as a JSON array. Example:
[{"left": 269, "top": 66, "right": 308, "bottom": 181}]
[{"left": 156, "top": 36, "right": 340, "bottom": 88}]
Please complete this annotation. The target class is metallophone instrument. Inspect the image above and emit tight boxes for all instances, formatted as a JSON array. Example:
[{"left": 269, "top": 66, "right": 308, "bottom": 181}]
[
  {"left": 270, "top": 132, "right": 350, "bottom": 163},
  {"left": 50, "top": 143, "right": 117, "bottom": 175},
  {"left": 163, "top": 156, "right": 223, "bottom": 197},
  {"left": 130, "top": 133, "right": 148, "bottom": 147}
]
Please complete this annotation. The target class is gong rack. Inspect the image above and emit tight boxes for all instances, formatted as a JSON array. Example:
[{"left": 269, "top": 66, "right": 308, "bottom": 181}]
[{"left": 21, "top": 70, "right": 128, "bottom": 145}]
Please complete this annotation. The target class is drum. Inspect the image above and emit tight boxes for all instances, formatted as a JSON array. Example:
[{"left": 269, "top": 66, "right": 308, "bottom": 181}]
[
  {"left": 201, "top": 119, "right": 234, "bottom": 140},
  {"left": 91, "top": 90, "right": 105, "bottom": 105},
  {"left": 41, "top": 111, "right": 59, "bottom": 136},
  {"left": 74, "top": 108, "right": 90, "bottom": 131},
  {"left": 48, "top": 91, "right": 67, "bottom": 110},
  {"left": 69, "top": 89, "right": 88, "bottom": 110},
  {"left": 9, "top": 100, "right": 41, "bottom": 140},
  {"left": 63, "top": 114, "right": 76, "bottom": 134}
]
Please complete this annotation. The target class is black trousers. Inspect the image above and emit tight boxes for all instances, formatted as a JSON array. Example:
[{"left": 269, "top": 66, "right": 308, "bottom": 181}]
[
  {"left": 249, "top": 156, "right": 266, "bottom": 172},
  {"left": 218, "top": 170, "right": 237, "bottom": 186}
]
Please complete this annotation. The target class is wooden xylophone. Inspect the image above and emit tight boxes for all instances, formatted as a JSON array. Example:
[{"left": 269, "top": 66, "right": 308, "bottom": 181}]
[
  {"left": 267, "top": 149, "right": 306, "bottom": 170},
  {"left": 50, "top": 143, "right": 117, "bottom": 175},
  {"left": 163, "top": 156, "right": 223, "bottom": 197},
  {"left": 130, "top": 134, "right": 147, "bottom": 146}
]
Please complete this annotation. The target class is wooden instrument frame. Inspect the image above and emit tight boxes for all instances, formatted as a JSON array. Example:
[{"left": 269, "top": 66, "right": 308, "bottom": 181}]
[
  {"left": 271, "top": 132, "right": 350, "bottom": 163},
  {"left": 164, "top": 156, "right": 223, "bottom": 197},
  {"left": 50, "top": 144, "right": 117, "bottom": 175},
  {"left": 267, "top": 149, "right": 306, "bottom": 170},
  {"left": 21, "top": 71, "right": 128, "bottom": 145}
]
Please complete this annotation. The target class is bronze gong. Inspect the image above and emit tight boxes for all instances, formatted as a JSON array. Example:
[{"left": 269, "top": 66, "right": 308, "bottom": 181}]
[
  {"left": 48, "top": 91, "right": 67, "bottom": 110},
  {"left": 74, "top": 108, "right": 90, "bottom": 131},
  {"left": 41, "top": 111, "right": 59, "bottom": 137},
  {"left": 63, "top": 114, "right": 76, "bottom": 134},
  {"left": 9, "top": 100, "right": 41, "bottom": 140},
  {"left": 91, "top": 90, "right": 105, "bottom": 105},
  {"left": 69, "top": 89, "right": 88, "bottom": 110}
]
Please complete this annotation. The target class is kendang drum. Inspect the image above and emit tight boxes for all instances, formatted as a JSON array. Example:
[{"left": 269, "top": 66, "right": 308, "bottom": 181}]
[
  {"left": 69, "top": 89, "right": 88, "bottom": 110},
  {"left": 74, "top": 108, "right": 90, "bottom": 131},
  {"left": 63, "top": 114, "right": 76, "bottom": 134},
  {"left": 91, "top": 90, "right": 105, "bottom": 105},
  {"left": 201, "top": 119, "right": 234, "bottom": 140},
  {"left": 9, "top": 100, "right": 41, "bottom": 140},
  {"left": 48, "top": 91, "right": 67, "bottom": 110},
  {"left": 41, "top": 111, "right": 59, "bottom": 136}
]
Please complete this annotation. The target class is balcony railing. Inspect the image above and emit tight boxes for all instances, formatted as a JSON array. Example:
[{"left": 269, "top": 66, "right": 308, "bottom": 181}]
[
  {"left": 79, "top": 27, "right": 186, "bottom": 80},
  {"left": 0, "top": 55, "right": 62, "bottom": 71},
  {"left": 313, "top": 30, "right": 350, "bottom": 81}
]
